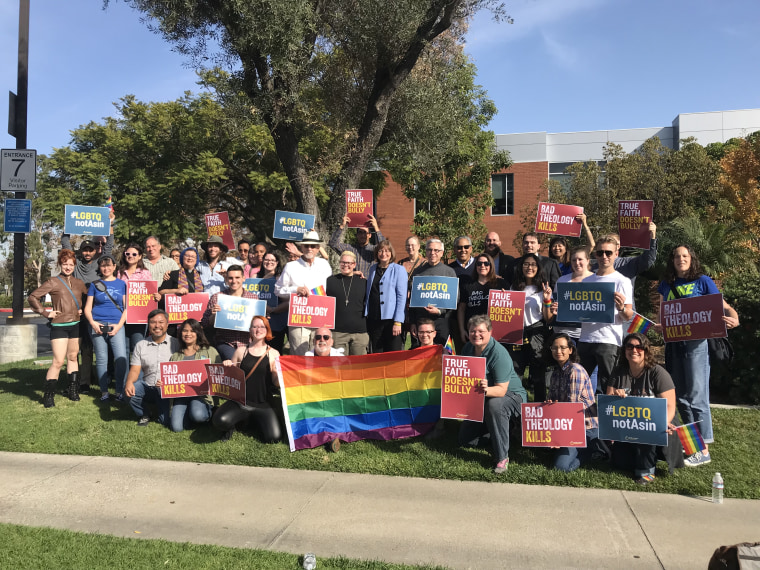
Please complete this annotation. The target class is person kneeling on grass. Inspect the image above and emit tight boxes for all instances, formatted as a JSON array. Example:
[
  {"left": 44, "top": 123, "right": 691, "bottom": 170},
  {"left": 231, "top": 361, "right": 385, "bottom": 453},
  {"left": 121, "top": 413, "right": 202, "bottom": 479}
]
[
  {"left": 544, "top": 333, "right": 602, "bottom": 472},
  {"left": 125, "top": 309, "right": 180, "bottom": 427},
  {"left": 213, "top": 316, "right": 284, "bottom": 443},
  {"left": 458, "top": 315, "right": 527, "bottom": 474},
  {"left": 163, "top": 319, "right": 220, "bottom": 433}
]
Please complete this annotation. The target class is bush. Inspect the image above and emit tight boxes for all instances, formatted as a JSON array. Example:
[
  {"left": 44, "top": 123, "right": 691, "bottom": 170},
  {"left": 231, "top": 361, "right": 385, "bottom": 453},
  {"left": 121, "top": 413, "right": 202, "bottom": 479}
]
[{"left": 714, "top": 270, "right": 760, "bottom": 404}]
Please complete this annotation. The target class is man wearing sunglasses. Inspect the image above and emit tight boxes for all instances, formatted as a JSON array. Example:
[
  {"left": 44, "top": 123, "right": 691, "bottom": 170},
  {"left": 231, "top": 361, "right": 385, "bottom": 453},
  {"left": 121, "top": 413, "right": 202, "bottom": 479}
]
[
  {"left": 305, "top": 328, "right": 344, "bottom": 356},
  {"left": 577, "top": 237, "right": 633, "bottom": 394},
  {"left": 448, "top": 236, "right": 475, "bottom": 277},
  {"left": 275, "top": 230, "right": 333, "bottom": 355}
]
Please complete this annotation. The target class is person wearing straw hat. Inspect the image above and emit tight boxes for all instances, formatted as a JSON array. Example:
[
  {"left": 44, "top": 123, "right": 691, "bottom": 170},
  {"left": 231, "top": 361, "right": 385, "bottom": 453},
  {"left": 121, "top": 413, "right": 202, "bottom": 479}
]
[
  {"left": 275, "top": 230, "right": 333, "bottom": 355},
  {"left": 199, "top": 235, "right": 231, "bottom": 295}
]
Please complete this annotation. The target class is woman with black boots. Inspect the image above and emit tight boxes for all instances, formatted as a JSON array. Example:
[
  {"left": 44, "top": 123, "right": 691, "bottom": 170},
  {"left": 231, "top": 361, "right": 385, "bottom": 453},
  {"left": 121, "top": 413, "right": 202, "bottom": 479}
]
[{"left": 28, "top": 249, "right": 88, "bottom": 407}]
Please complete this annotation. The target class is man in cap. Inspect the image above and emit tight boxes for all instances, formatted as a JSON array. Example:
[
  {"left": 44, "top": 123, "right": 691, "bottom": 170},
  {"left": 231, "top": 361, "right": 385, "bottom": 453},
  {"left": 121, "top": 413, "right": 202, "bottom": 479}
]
[
  {"left": 61, "top": 209, "right": 115, "bottom": 391},
  {"left": 275, "top": 230, "right": 334, "bottom": 355},
  {"left": 198, "top": 235, "right": 231, "bottom": 295},
  {"left": 329, "top": 214, "right": 384, "bottom": 277}
]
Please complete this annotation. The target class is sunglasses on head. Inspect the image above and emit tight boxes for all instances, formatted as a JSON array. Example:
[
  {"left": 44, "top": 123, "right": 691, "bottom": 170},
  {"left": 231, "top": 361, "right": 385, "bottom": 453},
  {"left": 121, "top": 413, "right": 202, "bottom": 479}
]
[{"left": 315, "top": 335, "right": 331, "bottom": 341}]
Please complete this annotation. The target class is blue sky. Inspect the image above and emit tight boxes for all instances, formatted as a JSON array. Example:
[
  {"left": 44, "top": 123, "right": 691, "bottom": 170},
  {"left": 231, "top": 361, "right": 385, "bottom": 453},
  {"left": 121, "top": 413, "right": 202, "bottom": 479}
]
[{"left": 1, "top": 0, "right": 759, "bottom": 156}]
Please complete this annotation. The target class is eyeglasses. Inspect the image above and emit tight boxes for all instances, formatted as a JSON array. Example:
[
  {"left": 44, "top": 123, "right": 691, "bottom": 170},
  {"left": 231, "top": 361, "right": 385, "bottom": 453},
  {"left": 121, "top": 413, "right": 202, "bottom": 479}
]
[
  {"left": 455, "top": 245, "right": 471, "bottom": 250},
  {"left": 522, "top": 262, "right": 538, "bottom": 268},
  {"left": 417, "top": 329, "right": 435, "bottom": 335},
  {"left": 476, "top": 261, "right": 490, "bottom": 267},
  {"left": 314, "top": 335, "right": 331, "bottom": 341},
  {"left": 251, "top": 326, "right": 267, "bottom": 331},
  {"left": 263, "top": 258, "right": 277, "bottom": 263},
  {"left": 339, "top": 261, "right": 356, "bottom": 265},
  {"left": 426, "top": 248, "right": 443, "bottom": 253},
  {"left": 124, "top": 252, "right": 139, "bottom": 257},
  {"left": 551, "top": 345, "right": 570, "bottom": 352},
  {"left": 625, "top": 343, "right": 645, "bottom": 351},
  {"left": 303, "top": 244, "right": 319, "bottom": 249},
  {"left": 595, "top": 250, "right": 614, "bottom": 258}
]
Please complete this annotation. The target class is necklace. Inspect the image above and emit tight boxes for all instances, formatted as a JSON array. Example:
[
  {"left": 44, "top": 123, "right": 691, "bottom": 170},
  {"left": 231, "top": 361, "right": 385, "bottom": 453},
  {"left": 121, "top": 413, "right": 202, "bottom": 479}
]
[{"left": 341, "top": 274, "right": 354, "bottom": 306}]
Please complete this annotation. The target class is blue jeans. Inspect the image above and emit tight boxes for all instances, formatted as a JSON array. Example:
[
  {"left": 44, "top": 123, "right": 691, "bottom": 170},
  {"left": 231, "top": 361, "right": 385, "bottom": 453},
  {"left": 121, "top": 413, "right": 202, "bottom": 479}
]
[
  {"left": 554, "top": 428, "right": 598, "bottom": 472},
  {"left": 125, "top": 324, "right": 146, "bottom": 382},
  {"left": 90, "top": 324, "right": 128, "bottom": 394},
  {"left": 459, "top": 392, "right": 522, "bottom": 462},
  {"left": 129, "top": 379, "right": 170, "bottom": 425},
  {"left": 666, "top": 339, "right": 712, "bottom": 444},
  {"left": 170, "top": 397, "right": 212, "bottom": 432}
]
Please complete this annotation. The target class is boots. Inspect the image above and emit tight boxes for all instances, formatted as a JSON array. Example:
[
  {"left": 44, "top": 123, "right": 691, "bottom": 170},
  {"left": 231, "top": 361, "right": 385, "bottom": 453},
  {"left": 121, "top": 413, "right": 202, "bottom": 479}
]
[
  {"left": 67, "top": 371, "right": 80, "bottom": 401},
  {"left": 43, "top": 379, "right": 57, "bottom": 408}
]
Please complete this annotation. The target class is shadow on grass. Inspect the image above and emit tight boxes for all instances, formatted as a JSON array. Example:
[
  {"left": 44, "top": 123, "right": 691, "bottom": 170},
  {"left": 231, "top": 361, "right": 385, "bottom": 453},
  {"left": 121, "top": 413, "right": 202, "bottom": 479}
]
[{"left": 0, "top": 367, "right": 47, "bottom": 404}]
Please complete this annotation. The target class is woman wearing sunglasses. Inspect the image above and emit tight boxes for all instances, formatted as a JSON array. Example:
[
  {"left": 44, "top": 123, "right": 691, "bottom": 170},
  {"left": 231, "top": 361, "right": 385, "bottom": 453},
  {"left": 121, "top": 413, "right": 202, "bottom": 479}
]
[
  {"left": 214, "top": 316, "right": 284, "bottom": 443},
  {"left": 457, "top": 253, "right": 505, "bottom": 343},
  {"left": 656, "top": 245, "right": 739, "bottom": 467},
  {"left": 607, "top": 333, "right": 678, "bottom": 484},
  {"left": 117, "top": 242, "right": 159, "bottom": 358}
]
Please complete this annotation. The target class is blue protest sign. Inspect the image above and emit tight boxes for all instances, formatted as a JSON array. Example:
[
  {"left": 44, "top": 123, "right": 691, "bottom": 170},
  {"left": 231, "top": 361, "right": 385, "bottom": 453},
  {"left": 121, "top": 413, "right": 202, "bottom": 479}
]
[
  {"left": 64, "top": 205, "right": 111, "bottom": 236},
  {"left": 214, "top": 296, "right": 266, "bottom": 332},
  {"left": 273, "top": 210, "right": 316, "bottom": 241},
  {"left": 3, "top": 199, "right": 32, "bottom": 233},
  {"left": 556, "top": 281, "right": 615, "bottom": 323},
  {"left": 597, "top": 395, "right": 668, "bottom": 446},
  {"left": 243, "top": 278, "right": 278, "bottom": 307},
  {"left": 409, "top": 276, "right": 459, "bottom": 310}
]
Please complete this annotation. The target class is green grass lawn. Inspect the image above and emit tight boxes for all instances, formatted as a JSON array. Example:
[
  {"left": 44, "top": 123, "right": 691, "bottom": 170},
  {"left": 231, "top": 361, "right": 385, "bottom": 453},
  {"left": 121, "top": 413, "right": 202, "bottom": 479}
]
[
  {"left": 0, "top": 523, "right": 443, "bottom": 570},
  {"left": 2, "top": 359, "right": 759, "bottom": 499}
]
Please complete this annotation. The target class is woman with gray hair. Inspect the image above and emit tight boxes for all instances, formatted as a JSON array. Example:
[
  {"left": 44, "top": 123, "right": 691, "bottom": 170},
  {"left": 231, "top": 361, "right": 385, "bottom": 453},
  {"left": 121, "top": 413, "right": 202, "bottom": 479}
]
[{"left": 459, "top": 315, "right": 527, "bottom": 474}]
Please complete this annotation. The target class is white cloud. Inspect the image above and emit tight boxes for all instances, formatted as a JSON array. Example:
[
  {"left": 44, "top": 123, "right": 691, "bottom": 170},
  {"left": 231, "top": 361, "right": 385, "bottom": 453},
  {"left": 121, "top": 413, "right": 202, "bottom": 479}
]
[{"left": 541, "top": 32, "right": 579, "bottom": 69}]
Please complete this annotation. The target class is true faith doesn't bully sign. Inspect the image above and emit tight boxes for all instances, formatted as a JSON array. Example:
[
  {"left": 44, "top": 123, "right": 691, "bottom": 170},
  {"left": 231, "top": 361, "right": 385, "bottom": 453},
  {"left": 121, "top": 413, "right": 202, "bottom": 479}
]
[{"left": 440, "top": 354, "right": 486, "bottom": 422}]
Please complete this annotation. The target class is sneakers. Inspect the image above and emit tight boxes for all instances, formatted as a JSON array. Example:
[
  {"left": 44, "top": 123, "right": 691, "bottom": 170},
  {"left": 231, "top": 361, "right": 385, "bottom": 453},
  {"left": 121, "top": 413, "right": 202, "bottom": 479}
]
[
  {"left": 494, "top": 458, "right": 509, "bottom": 474},
  {"left": 99, "top": 393, "right": 110, "bottom": 402},
  {"left": 137, "top": 416, "right": 150, "bottom": 427},
  {"left": 114, "top": 393, "right": 125, "bottom": 403},
  {"left": 684, "top": 451, "right": 711, "bottom": 467},
  {"left": 635, "top": 473, "right": 656, "bottom": 485}
]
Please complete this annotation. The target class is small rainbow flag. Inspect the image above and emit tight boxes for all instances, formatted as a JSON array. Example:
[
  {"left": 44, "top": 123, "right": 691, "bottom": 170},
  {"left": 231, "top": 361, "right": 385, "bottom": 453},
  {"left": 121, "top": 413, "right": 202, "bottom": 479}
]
[
  {"left": 276, "top": 345, "right": 442, "bottom": 451},
  {"left": 105, "top": 195, "right": 113, "bottom": 211},
  {"left": 310, "top": 285, "right": 326, "bottom": 296},
  {"left": 443, "top": 335, "right": 455, "bottom": 355},
  {"left": 676, "top": 422, "right": 705, "bottom": 456},
  {"left": 627, "top": 313, "right": 654, "bottom": 334}
]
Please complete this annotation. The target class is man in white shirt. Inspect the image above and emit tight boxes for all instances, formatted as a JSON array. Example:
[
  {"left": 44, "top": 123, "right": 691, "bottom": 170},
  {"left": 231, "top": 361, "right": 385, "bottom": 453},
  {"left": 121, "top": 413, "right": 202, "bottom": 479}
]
[
  {"left": 275, "top": 230, "right": 334, "bottom": 355},
  {"left": 577, "top": 237, "right": 633, "bottom": 394},
  {"left": 305, "top": 327, "right": 345, "bottom": 356}
]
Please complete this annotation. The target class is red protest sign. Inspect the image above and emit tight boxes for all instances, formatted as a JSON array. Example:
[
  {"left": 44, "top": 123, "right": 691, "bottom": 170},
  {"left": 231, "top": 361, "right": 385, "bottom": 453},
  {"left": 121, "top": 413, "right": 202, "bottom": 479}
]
[
  {"left": 288, "top": 294, "right": 336, "bottom": 329},
  {"left": 345, "top": 189, "right": 373, "bottom": 228},
  {"left": 126, "top": 280, "right": 158, "bottom": 324},
  {"left": 159, "top": 359, "right": 210, "bottom": 399},
  {"left": 535, "top": 202, "right": 583, "bottom": 237},
  {"left": 521, "top": 402, "right": 587, "bottom": 447},
  {"left": 205, "top": 211, "right": 235, "bottom": 251},
  {"left": 205, "top": 363, "right": 246, "bottom": 406},
  {"left": 164, "top": 293, "right": 210, "bottom": 324},
  {"left": 440, "top": 355, "right": 486, "bottom": 422},
  {"left": 618, "top": 200, "right": 653, "bottom": 248},
  {"left": 488, "top": 290, "right": 525, "bottom": 345},
  {"left": 660, "top": 293, "right": 727, "bottom": 342}
]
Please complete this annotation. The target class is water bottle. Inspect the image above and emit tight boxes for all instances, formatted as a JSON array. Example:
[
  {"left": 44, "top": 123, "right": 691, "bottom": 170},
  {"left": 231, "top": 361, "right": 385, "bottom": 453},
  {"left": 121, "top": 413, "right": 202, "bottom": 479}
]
[
  {"left": 712, "top": 472, "right": 724, "bottom": 504},
  {"left": 303, "top": 552, "right": 317, "bottom": 570}
]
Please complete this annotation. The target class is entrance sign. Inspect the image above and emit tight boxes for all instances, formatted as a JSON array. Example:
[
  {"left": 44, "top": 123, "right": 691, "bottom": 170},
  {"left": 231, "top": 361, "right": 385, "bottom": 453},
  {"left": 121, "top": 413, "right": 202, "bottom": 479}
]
[{"left": 1, "top": 149, "right": 36, "bottom": 191}]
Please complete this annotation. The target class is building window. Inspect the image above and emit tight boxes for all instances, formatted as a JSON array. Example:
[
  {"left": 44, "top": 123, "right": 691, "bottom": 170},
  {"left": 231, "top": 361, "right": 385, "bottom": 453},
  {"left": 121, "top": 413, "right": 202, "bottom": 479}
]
[
  {"left": 491, "top": 173, "right": 514, "bottom": 216},
  {"left": 414, "top": 199, "right": 432, "bottom": 217}
]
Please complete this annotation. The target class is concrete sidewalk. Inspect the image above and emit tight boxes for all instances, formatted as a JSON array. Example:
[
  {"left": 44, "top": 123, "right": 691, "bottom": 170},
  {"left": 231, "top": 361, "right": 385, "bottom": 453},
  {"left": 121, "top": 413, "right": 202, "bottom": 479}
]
[{"left": 1, "top": 452, "right": 757, "bottom": 569}]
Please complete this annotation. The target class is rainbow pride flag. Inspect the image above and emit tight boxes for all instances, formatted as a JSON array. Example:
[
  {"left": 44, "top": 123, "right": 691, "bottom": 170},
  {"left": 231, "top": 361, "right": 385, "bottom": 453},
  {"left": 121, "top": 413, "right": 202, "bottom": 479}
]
[
  {"left": 310, "top": 285, "right": 326, "bottom": 296},
  {"left": 676, "top": 422, "right": 705, "bottom": 456},
  {"left": 443, "top": 335, "right": 456, "bottom": 355},
  {"left": 276, "top": 345, "right": 443, "bottom": 451},
  {"left": 627, "top": 313, "right": 654, "bottom": 334}
]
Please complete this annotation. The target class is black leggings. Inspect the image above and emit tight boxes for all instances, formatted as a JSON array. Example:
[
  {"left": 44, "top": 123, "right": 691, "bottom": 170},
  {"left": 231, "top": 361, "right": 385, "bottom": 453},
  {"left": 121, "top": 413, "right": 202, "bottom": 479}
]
[
  {"left": 212, "top": 400, "right": 284, "bottom": 443},
  {"left": 367, "top": 319, "right": 403, "bottom": 353}
]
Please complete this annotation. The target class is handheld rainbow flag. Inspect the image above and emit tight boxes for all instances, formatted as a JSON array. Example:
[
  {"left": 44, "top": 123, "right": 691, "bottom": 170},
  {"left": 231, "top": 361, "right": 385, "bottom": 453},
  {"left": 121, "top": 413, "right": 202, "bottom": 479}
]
[
  {"left": 105, "top": 195, "right": 113, "bottom": 211},
  {"left": 443, "top": 335, "right": 456, "bottom": 355},
  {"left": 627, "top": 313, "right": 654, "bottom": 334},
  {"left": 676, "top": 422, "right": 705, "bottom": 456},
  {"left": 276, "top": 345, "right": 443, "bottom": 451},
  {"left": 310, "top": 285, "right": 326, "bottom": 296}
]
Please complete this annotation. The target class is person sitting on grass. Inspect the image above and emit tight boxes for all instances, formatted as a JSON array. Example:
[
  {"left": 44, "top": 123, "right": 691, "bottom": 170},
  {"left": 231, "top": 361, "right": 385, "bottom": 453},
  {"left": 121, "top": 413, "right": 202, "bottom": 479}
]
[
  {"left": 163, "top": 319, "right": 220, "bottom": 433},
  {"left": 124, "top": 309, "right": 180, "bottom": 427},
  {"left": 214, "top": 316, "right": 284, "bottom": 443},
  {"left": 458, "top": 315, "right": 527, "bottom": 474}
]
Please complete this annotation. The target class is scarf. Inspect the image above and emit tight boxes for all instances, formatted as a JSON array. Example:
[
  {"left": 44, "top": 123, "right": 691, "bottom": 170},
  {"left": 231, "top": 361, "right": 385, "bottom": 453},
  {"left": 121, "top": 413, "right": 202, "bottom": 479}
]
[{"left": 178, "top": 267, "right": 203, "bottom": 292}]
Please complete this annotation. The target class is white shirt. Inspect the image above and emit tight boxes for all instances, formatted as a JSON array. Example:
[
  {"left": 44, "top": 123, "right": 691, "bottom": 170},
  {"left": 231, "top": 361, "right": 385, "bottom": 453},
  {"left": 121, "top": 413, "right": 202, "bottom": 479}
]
[
  {"left": 579, "top": 271, "right": 633, "bottom": 346},
  {"left": 275, "top": 257, "right": 333, "bottom": 299},
  {"left": 305, "top": 347, "right": 345, "bottom": 356},
  {"left": 198, "top": 259, "right": 231, "bottom": 296}
]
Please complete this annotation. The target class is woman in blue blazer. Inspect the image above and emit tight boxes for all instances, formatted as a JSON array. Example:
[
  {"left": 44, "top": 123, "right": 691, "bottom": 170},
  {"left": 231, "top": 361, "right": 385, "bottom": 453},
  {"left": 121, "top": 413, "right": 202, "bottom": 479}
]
[{"left": 365, "top": 240, "right": 408, "bottom": 352}]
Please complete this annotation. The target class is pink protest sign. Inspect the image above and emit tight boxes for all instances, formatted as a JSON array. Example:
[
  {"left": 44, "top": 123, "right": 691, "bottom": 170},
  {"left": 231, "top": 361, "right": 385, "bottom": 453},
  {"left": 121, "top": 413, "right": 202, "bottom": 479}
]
[
  {"left": 441, "top": 355, "right": 486, "bottom": 422},
  {"left": 488, "top": 290, "right": 525, "bottom": 345},
  {"left": 618, "top": 200, "right": 653, "bottom": 248},
  {"left": 660, "top": 293, "right": 727, "bottom": 342},
  {"left": 126, "top": 280, "right": 158, "bottom": 324},
  {"left": 205, "top": 211, "right": 235, "bottom": 251},
  {"left": 159, "top": 359, "right": 210, "bottom": 399},
  {"left": 535, "top": 202, "right": 583, "bottom": 237},
  {"left": 521, "top": 402, "right": 587, "bottom": 447},
  {"left": 164, "top": 293, "right": 210, "bottom": 324},
  {"left": 345, "top": 189, "right": 373, "bottom": 228},
  {"left": 205, "top": 363, "right": 246, "bottom": 406},
  {"left": 288, "top": 294, "right": 336, "bottom": 329}
]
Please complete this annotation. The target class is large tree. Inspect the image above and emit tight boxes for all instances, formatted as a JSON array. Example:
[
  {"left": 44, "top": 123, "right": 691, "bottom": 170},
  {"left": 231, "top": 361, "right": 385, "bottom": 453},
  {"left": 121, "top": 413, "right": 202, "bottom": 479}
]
[{"left": 112, "top": 0, "right": 509, "bottom": 234}]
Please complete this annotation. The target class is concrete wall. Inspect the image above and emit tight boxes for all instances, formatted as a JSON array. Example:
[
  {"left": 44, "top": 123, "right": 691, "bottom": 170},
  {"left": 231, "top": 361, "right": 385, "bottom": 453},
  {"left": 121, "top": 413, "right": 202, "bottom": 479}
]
[{"left": 674, "top": 109, "right": 760, "bottom": 147}]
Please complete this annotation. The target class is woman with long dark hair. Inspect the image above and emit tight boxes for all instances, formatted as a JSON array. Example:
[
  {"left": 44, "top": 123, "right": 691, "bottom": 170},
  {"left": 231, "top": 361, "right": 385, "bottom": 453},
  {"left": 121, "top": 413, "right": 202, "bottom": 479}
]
[
  {"left": 117, "top": 242, "right": 158, "bottom": 357},
  {"left": 656, "top": 245, "right": 739, "bottom": 467},
  {"left": 164, "top": 319, "right": 220, "bottom": 432},
  {"left": 607, "top": 332, "right": 678, "bottom": 484},
  {"left": 548, "top": 236, "right": 571, "bottom": 276},
  {"left": 258, "top": 251, "right": 289, "bottom": 354},
  {"left": 457, "top": 253, "right": 506, "bottom": 342}
]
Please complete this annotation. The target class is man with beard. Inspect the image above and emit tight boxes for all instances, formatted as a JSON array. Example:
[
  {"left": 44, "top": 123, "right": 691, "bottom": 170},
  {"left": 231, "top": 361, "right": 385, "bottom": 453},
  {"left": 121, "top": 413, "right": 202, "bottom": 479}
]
[
  {"left": 484, "top": 231, "right": 515, "bottom": 284},
  {"left": 329, "top": 214, "right": 385, "bottom": 277}
]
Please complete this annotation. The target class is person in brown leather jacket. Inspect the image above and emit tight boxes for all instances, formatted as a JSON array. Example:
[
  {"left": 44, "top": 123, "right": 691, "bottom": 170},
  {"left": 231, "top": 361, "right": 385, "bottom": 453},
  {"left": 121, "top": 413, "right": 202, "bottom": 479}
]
[{"left": 28, "top": 249, "right": 88, "bottom": 407}]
